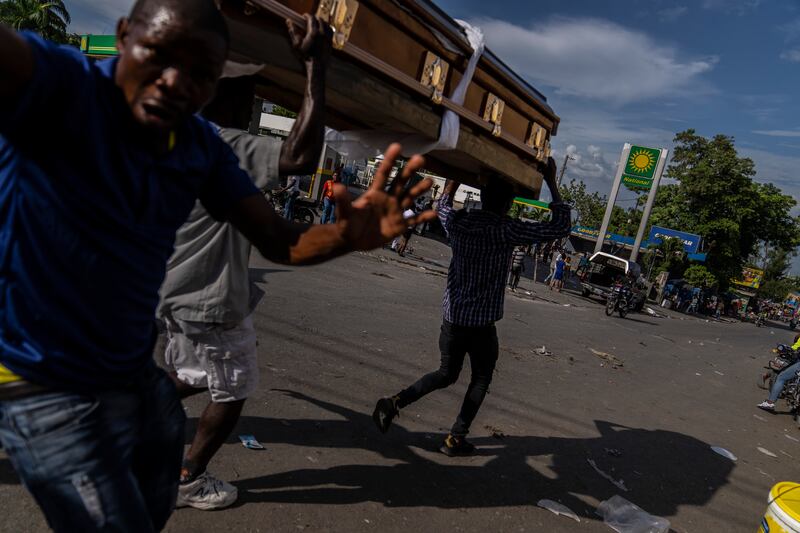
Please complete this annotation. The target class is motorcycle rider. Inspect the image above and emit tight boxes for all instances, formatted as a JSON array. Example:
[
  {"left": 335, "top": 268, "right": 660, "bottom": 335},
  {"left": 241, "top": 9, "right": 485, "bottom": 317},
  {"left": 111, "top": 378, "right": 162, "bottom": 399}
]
[{"left": 758, "top": 334, "right": 800, "bottom": 412}]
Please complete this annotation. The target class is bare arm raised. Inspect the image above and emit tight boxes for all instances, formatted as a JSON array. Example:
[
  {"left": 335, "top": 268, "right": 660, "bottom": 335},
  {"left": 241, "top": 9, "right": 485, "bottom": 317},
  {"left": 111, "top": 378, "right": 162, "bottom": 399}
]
[{"left": 278, "top": 14, "right": 330, "bottom": 175}]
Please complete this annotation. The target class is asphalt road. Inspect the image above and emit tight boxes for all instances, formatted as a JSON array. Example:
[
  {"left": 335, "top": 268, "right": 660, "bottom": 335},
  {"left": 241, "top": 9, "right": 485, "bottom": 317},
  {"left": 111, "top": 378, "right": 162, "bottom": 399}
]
[{"left": 1, "top": 236, "right": 797, "bottom": 532}]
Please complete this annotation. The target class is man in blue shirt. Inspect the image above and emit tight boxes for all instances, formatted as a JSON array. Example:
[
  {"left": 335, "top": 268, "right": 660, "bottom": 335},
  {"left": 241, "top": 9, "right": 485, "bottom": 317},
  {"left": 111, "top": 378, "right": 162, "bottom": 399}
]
[
  {"left": 373, "top": 162, "right": 571, "bottom": 456},
  {"left": 0, "top": 0, "right": 433, "bottom": 530}
]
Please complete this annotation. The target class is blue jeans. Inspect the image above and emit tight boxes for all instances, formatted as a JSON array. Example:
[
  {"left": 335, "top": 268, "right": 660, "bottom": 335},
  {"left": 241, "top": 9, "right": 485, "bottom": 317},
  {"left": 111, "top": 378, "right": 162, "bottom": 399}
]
[
  {"left": 396, "top": 321, "right": 499, "bottom": 436},
  {"left": 770, "top": 361, "right": 800, "bottom": 402},
  {"left": 0, "top": 365, "right": 185, "bottom": 532},
  {"left": 284, "top": 192, "right": 298, "bottom": 220},
  {"left": 321, "top": 197, "right": 336, "bottom": 224}
]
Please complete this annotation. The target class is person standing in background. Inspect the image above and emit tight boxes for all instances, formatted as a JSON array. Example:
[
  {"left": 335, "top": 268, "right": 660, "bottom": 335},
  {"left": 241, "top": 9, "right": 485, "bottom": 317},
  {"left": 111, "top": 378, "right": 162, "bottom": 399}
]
[
  {"left": 508, "top": 245, "right": 526, "bottom": 291},
  {"left": 320, "top": 171, "right": 339, "bottom": 224}
]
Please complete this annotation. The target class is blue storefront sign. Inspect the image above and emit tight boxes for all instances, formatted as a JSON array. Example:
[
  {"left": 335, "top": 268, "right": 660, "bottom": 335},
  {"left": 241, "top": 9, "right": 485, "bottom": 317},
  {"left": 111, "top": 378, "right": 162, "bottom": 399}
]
[
  {"left": 572, "top": 226, "right": 636, "bottom": 247},
  {"left": 647, "top": 226, "right": 701, "bottom": 254}
]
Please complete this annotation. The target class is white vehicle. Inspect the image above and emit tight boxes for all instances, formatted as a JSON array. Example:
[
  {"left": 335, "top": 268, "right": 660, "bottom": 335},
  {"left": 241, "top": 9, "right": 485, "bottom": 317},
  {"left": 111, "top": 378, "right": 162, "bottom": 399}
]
[{"left": 580, "top": 252, "right": 643, "bottom": 308}]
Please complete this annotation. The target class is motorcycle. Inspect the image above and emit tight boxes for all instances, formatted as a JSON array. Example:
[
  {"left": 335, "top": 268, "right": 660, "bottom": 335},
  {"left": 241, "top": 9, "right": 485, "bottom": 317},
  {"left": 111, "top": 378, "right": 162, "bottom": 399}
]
[
  {"left": 605, "top": 283, "right": 634, "bottom": 319},
  {"left": 785, "top": 372, "right": 800, "bottom": 428},
  {"left": 757, "top": 343, "right": 798, "bottom": 392},
  {"left": 755, "top": 314, "right": 766, "bottom": 327},
  {"left": 265, "top": 190, "right": 319, "bottom": 225}
]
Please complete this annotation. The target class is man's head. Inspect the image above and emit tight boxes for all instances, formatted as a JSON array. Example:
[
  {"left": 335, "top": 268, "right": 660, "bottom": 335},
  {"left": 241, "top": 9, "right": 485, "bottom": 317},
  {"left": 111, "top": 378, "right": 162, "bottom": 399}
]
[
  {"left": 115, "top": 0, "right": 230, "bottom": 131},
  {"left": 480, "top": 178, "right": 515, "bottom": 215},
  {"left": 332, "top": 172, "right": 341, "bottom": 183}
]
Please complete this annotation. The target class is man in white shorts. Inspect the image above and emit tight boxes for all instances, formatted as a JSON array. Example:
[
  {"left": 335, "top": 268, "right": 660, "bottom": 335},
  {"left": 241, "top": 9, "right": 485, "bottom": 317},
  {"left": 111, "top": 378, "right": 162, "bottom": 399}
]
[{"left": 159, "top": 15, "right": 330, "bottom": 510}]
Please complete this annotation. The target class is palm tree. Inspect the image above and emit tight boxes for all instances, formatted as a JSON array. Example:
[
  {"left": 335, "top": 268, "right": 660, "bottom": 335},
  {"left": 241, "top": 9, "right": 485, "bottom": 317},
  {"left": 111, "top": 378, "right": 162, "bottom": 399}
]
[{"left": 0, "top": 0, "right": 73, "bottom": 44}]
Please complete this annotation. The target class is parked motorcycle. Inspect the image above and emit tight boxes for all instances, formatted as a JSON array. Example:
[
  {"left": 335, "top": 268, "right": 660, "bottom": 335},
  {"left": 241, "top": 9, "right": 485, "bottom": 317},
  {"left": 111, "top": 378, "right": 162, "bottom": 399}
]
[
  {"left": 785, "top": 372, "right": 800, "bottom": 428},
  {"left": 757, "top": 343, "right": 798, "bottom": 392},
  {"left": 265, "top": 190, "right": 319, "bottom": 225},
  {"left": 605, "top": 283, "right": 634, "bottom": 319}
]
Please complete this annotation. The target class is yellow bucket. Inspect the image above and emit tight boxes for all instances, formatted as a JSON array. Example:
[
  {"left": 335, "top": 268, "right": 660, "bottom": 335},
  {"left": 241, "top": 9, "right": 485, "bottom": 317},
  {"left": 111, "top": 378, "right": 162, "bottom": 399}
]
[{"left": 759, "top": 482, "right": 800, "bottom": 533}]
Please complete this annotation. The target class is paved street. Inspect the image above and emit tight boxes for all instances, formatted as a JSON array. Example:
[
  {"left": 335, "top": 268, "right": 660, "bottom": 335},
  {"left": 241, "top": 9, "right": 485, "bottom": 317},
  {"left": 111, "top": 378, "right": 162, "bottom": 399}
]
[{"left": 1, "top": 235, "right": 797, "bottom": 532}]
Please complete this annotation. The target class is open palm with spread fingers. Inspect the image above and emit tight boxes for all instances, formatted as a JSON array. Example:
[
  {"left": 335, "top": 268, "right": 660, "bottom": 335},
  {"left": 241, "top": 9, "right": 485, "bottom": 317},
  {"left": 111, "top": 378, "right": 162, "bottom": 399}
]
[{"left": 333, "top": 143, "right": 436, "bottom": 251}]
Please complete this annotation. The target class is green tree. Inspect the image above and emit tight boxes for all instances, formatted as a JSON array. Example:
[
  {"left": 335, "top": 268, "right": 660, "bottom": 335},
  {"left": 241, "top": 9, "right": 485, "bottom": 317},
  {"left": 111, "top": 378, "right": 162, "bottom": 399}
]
[
  {"left": 650, "top": 129, "right": 800, "bottom": 289},
  {"left": 760, "top": 246, "right": 796, "bottom": 282},
  {"left": 758, "top": 278, "right": 799, "bottom": 302},
  {"left": 0, "top": 0, "right": 74, "bottom": 44},
  {"left": 683, "top": 265, "right": 718, "bottom": 289},
  {"left": 559, "top": 179, "right": 606, "bottom": 228},
  {"left": 557, "top": 179, "right": 644, "bottom": 236},
  {"left": 269, "top": 104, "right": 298, "bottom": 119},
  {"left": 644, "top": 236, "right": 688, "bottom": 281}
]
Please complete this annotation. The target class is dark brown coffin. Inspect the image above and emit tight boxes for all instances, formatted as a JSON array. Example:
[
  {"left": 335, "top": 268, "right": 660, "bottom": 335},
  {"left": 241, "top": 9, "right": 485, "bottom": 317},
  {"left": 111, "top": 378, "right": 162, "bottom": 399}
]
[{"left": 219, "top": 0, "right": 558, "bottom": 197}]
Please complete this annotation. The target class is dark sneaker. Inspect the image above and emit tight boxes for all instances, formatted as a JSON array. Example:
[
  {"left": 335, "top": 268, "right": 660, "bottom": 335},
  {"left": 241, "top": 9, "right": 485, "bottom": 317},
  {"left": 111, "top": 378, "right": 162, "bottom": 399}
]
[
  {"left": 440, "top": 434, "right": 476, "bottom": 457},
  {"left": 372, "top": 397, "right": 399, "bottom": 433}
]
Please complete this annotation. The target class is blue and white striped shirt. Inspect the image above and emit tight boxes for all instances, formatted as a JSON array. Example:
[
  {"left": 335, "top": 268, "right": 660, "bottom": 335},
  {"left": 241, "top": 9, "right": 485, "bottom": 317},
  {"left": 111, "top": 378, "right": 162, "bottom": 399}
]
[{"left": 438, "top": 194, "right": 572, "bottom": 327}]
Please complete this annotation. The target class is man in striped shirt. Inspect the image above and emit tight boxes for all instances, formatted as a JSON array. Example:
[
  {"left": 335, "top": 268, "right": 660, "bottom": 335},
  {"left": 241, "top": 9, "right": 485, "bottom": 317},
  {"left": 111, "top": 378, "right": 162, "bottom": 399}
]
[
  {"left": 373, "top": 158, "right": 572, "bottom": 456},
  {"left": 508, "top": 245, "right": 527, "bottom": 291}
]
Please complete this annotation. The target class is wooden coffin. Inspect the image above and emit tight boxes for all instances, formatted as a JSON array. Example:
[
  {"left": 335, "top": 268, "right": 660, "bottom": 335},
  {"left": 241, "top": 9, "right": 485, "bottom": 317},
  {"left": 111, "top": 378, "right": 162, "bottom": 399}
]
[{"left": 219, "top": 0, "right": 558, "bottom": 197}]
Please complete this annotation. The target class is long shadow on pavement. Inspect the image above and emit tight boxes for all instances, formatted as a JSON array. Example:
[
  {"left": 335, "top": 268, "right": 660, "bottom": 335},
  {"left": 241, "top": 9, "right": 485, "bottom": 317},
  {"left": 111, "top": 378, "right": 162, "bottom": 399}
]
[{"left": 227, "top": 390, "right": 735, "bottom": 526}]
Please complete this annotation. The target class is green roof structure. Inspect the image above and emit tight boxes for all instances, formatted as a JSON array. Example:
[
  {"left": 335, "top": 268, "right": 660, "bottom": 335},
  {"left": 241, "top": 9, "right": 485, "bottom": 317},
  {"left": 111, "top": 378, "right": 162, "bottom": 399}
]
[{"left": 79, "top": 35, "right": 118, "bottom": 57}]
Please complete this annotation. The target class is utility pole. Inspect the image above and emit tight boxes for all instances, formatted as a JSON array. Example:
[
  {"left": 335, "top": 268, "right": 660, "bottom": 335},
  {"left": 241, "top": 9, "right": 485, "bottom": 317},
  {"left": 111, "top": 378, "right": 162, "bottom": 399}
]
[{"left": 557, "top": 154, "right": 575, "bottom": 186}]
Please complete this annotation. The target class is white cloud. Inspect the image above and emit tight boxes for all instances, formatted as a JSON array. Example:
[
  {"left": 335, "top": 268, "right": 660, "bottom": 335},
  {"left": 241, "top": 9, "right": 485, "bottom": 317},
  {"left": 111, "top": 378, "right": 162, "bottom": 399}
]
[
  {"left": 780, "top": 18, "right": 800, "bottom": 43},
  {"left": 474, "top": 17, "right": 717, "bottom": 105},
  {"left": 753, "top": 129, "right": 800, "bottom": 138},
  {"left": 657, "top": 6, "right": 688, "bottom": 22},
  {"left": 780, "top": 49, "right": 800, "bottom": 62},
  {"left": 559, "top": 143, "right": 618, "bottom": 183}
]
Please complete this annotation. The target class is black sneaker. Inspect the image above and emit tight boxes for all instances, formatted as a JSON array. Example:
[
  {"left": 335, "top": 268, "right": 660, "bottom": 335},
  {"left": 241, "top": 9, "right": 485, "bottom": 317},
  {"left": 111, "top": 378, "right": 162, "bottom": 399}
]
[
  {"left": 440, "top": 434, "right": 476, "bottom": 457},
  {"left": 372, "top": 397, "right": 399, "bottom": 433}
]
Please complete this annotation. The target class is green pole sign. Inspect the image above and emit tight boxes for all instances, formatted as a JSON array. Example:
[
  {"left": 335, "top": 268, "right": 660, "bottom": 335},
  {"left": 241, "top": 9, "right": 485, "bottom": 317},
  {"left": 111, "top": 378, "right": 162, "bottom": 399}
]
[
  {"left": 624, "top": 145, "right": 661, "bottom": 179},
  {"left": 513, "top": 197, "right": 550, "bottom": 210},
  {"left": 621, "top": 174, "right": 654, "bottom": 190}
]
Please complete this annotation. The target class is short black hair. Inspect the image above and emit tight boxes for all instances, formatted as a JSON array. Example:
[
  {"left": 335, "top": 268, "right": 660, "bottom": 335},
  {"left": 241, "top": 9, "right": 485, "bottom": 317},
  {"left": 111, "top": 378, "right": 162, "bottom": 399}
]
[
  {"left": 129, "top": 0, "right": 230, "bottom": 44},
  {"left": 480, "top": 178, "right": 515, "bottom": 215}
]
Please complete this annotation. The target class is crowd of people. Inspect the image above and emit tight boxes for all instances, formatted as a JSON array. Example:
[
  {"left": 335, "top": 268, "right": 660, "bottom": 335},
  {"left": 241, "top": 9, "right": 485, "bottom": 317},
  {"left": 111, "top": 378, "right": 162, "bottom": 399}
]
[{"left": 0, "top": 1, "right": 571, "bottom": 530}]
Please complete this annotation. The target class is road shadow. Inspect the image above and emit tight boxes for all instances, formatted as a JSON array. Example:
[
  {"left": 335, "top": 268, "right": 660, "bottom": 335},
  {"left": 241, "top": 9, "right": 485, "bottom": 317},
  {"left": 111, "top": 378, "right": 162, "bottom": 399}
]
[
  {"left": 248, "top": 267, "right": 292, "bottom": 283},
  {"left": 231, "top": 390, "right": 735, "bottom": 525},
  {"left": 0, "top": 458, "right": 19, "bottom": 485},
  {"left": 618, "top": 316, "right": 660, "bottom": 326}
]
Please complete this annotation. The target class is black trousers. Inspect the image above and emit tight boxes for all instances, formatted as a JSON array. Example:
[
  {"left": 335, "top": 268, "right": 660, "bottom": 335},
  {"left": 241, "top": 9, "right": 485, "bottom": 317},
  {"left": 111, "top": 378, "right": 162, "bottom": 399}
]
[
  {"left": 396, "top": 321, "right": 499, "bottom": 436},
  {"left": 508, "top": 267, "right": 522, "bottom": 289}
]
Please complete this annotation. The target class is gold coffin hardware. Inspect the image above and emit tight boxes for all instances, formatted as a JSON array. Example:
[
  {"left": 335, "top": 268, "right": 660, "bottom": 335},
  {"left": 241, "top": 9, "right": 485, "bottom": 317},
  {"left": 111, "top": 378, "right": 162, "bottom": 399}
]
[
  {"left": 527, "top": 122, "right": 549, "bottom": 161},
  {"left": 420, "top": 52, "right": 449, "bottom": 104},
  {"left": 483, "top": 94, "right": 505, "bottom": 137},
  {"left": 317, "top": 0, "right": 359, "bottom": 50}
]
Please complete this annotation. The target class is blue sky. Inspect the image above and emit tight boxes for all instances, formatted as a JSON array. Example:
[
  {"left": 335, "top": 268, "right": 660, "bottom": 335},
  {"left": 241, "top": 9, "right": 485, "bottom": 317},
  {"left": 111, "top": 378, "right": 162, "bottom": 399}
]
[
  {"left": 68, "top": 1, "right": 798, "bottom": 226},
  {"left": 435, "top": 0, "right": 800, "bottom": 207}
]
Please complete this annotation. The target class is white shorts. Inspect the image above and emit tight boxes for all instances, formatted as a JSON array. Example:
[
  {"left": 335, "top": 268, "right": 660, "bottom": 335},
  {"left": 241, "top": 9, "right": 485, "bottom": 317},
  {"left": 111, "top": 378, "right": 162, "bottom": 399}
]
[{"left": 164, "top": 315, "right": 259, "bottom": 402}]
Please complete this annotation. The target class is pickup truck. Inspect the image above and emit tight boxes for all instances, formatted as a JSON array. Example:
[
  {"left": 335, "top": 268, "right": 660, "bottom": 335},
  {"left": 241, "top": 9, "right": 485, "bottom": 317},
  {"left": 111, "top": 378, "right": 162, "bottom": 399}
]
[{"left": 580, "top": 252, "right": 645, "bottom": 311}]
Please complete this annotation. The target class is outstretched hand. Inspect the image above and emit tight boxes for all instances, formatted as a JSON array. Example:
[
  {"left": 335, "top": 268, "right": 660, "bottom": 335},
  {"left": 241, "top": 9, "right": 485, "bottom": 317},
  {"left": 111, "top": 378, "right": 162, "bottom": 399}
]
[{"left": 333, "top": 144, "right": 436, "bottom": 251}]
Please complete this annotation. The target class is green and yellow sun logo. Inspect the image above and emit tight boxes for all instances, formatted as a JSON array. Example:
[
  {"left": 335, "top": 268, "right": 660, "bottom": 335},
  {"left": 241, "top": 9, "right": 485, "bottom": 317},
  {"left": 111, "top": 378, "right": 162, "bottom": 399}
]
[
  {"left": 624, "top": 146, "right": 660, "bottom": 178},
  {"left": 628, "top": 149, "right": 656, "bottom": 175}
]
